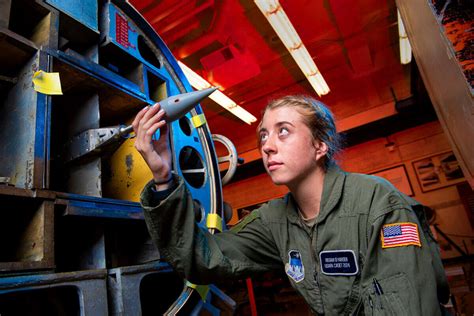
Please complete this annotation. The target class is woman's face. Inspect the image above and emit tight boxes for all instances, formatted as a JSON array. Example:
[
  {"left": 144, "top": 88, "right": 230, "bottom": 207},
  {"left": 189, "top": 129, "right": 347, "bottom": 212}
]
[{"left": 258, "top": 106, "right": 325, "bottom": 186}]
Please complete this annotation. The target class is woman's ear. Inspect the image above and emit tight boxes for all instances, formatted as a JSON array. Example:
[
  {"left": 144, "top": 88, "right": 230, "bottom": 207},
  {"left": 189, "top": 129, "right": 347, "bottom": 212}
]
[{"left": 314, "top": 141, "right": 328, "bottom": 161}]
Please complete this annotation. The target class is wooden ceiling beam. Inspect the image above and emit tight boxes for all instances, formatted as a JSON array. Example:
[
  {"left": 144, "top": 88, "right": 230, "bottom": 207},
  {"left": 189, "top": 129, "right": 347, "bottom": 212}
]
[{"left": 396, "top": 0, "right": 474, "bottom": 187}]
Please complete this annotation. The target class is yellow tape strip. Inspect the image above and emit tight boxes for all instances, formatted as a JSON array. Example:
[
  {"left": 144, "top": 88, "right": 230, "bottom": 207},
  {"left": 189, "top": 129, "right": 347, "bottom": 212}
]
[
  {"left": 191, "top": 114, "right": 206, "bottom": 128},
  {"left": 186, "top": 281, "right": 210, "bottom": 302},
  {"left": 32, "top": 70, "right": 63, "bottom": 95},
  {"left": 206, "top": 213, "right": 223, "bottom": 232}
]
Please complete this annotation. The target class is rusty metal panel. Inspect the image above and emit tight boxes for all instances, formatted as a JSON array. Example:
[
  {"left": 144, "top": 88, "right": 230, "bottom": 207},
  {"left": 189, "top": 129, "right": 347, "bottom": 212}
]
[
  {"left": 0, "top": 0, "right": 11, "bottom": 29},
  {"left": 0, "top": 269, "right": 108, "bottom": 315},
  {"left": 62, "top": 92, "right": 102, "bottom": 197},
  {"left": 0, "top": 197, "right": 55, "bottom": 272},
  {"left": 0, "top": 53, "right": 39, "bottom": 189},
  {"left": 45, "top": 0, "right": 98, "bottom": 32},
  {"left": 108, "top": 263, "right": 177, "bottom": 315}
]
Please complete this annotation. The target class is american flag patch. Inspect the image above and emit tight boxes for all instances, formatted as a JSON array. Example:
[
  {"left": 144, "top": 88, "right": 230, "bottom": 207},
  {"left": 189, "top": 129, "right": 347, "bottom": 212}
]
[{"left": 381, "top": 222, "right": 421, "bottom": 248}]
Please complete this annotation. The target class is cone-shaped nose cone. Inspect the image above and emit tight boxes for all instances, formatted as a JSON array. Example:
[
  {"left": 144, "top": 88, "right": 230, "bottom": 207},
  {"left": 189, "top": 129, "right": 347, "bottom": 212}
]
[{"left": 160, "top": 87, "right": 217, "bottom": 122}]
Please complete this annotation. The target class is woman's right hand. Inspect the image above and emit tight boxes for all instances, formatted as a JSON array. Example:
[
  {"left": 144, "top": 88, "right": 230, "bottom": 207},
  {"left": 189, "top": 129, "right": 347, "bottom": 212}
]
[{"left": 132, "top": 103, "right": 173, "bottom": 189}]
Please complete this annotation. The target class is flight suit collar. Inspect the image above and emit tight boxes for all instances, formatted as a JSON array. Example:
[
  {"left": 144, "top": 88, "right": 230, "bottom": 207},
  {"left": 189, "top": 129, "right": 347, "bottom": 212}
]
[
  {"left": 318, "top": 165, "right": 346, "bottom": 223},
  {"left": 285, "top": 165, "right": 346, "bottom": 225},
  {"left": 285, "top": 194, "right": 300, "bottom": 225}
]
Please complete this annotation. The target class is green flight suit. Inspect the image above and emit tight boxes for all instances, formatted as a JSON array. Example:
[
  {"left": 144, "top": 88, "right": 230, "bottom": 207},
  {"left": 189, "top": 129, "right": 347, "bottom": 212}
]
[{"left": 141, "top": 167, "right": 449, "bottom": 315}]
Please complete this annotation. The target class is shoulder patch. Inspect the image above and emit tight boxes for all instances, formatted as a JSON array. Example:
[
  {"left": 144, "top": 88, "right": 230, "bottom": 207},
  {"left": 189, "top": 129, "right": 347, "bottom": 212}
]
[
  {"left": 381, "top": 222, "right": 421, "bottom": 248},
  {"left": 285, "top": 250, "right": 305, "bottom": 283}
]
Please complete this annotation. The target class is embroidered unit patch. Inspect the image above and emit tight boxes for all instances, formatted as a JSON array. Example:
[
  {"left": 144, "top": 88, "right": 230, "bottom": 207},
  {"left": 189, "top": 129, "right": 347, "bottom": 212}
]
[
  {"left": 381, "top": 222, "right": 421, "bottom": 248},
  {"left": 285, "top": 250, "right": 305, "bottom": 283}
]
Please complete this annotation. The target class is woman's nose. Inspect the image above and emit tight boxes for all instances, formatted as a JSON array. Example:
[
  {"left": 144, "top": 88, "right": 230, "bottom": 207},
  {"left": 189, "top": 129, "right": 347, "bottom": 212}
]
[{"left": 262, "top": 135, "right": 276, "bottom": 154}]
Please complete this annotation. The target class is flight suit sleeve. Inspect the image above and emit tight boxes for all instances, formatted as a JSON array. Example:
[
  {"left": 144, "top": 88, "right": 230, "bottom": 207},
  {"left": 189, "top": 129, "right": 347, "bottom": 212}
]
[
  {"left": 359, "top": 192, "right": 449, "bottom": 315},
  {"left": 140, "top": 177, "right": 282, "bottom": 285}
]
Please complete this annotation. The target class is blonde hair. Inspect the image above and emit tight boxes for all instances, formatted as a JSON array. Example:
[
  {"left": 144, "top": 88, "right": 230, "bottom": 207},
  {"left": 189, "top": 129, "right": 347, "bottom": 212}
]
[{"left": 258, "top": 95, "right": 341, "bottom": 170}]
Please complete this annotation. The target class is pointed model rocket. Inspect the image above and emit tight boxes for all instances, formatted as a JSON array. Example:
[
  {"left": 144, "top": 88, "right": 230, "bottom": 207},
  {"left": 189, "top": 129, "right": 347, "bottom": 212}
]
[
  {"left": 160, "top": 86, "right": 218, "bottom": 122},
  {"left": 119, "top": 86, "right": 218, "bottom": 135},
  {"left": 62, "top": 87, "right": 217, "bottom": 163}
]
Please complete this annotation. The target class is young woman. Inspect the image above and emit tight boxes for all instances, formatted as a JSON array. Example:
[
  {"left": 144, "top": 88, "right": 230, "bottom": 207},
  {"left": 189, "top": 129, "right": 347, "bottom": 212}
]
[{"left": 133, "top": 95, "right": 449, "bottom": 315}]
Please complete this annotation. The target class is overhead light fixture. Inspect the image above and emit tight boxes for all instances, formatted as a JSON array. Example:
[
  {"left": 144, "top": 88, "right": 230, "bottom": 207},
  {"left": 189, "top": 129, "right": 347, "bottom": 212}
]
[
  {"left": 398, "top": 10, "right": 412, "bottom": 65},
  {"left": 178, "top": 61, "right": 257, "bottom": 125},
  {"left": 254, "top": 0, "right": 330, "bottom": 96}
]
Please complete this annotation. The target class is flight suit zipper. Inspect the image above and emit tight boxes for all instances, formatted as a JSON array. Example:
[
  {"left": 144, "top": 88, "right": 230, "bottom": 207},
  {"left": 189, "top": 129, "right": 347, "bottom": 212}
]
[
  {"left": 309, "top": 229, "right": 319, "bottom": 286},
  {"left": 309, "top": 228, "right": 320, "bottom": 285},
  {"left": 308, "top": 224, "right": 324, "bottom": 314}
]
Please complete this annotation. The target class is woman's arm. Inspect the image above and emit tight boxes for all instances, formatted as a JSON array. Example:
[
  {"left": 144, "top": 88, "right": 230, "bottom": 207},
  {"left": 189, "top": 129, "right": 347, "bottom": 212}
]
[{"left": 141, "top": 177, "right": 282, "bottom": 285}]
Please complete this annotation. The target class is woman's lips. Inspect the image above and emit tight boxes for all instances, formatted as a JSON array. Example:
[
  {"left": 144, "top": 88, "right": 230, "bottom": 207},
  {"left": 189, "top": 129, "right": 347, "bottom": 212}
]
[{"left": 267, "top": 161, "right": 283, "bottom": 171}]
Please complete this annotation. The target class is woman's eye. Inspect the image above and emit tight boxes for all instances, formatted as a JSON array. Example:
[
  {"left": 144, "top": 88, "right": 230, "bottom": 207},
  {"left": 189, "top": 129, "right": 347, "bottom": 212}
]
[
  {"left": 279, "top": 127, "right": 289, "bottom": 136},
  {"left": 260, "top": 133, "right": 268, "bottom": 142}
]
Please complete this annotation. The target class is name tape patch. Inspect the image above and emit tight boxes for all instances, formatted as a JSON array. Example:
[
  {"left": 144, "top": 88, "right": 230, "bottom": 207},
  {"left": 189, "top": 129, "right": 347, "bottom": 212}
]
[{"left": 319, "top": 250, "right": 359, "bottom": 276}]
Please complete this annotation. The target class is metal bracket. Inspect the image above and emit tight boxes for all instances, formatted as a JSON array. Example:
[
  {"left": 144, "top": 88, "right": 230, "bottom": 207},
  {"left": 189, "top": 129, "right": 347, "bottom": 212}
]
[{"left": 61, "top": 125, "right": 133, "bottom": 163}]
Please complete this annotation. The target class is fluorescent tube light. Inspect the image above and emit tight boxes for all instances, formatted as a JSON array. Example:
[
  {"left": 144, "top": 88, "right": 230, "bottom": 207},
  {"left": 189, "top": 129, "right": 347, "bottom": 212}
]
[
  {"left": 178, "top": 61, "right": 257, "bottom": 125},
  {"left": 398, "top": 10, "right": 412, "bottom": 65},
  {"left": 254, "top": 0, "right": 330, "bottom": 96}
]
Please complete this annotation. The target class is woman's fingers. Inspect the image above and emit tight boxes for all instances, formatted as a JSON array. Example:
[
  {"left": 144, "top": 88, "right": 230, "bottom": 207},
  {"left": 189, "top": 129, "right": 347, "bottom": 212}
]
[
  {"left": 132, "top": 105, "right": 149, "bottom": 133},
  {"left": 135, "top": 104, "right": 159, "bottom": 137},
  {"left": 134, "top": 105, "right": 155, "bottom": 153},
  {"left": 142, "top": 109, "right": 166, "bottom": 131},
  {"left": 143, "top": 119, "right": 167, "bottom": 145},
  {"left": 142, "top": 103, "right": 161, "bottom": 121},
  {"left": 141, "top": 108, "right": 166, "bottom": 145},
  {"left": 132, "top": 103, "right": 172, "bottom": 177},
  {"left": 133, "top": 103, "right": 169, "bottom": 156},
  {"left": 134, "top": 103, "right": 161, "bottom": 130}
]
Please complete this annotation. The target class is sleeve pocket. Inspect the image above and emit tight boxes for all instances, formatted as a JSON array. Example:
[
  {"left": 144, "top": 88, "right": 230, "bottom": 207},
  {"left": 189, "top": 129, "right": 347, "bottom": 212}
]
[{"left": 362, "top": 273, "right": 415, "bottom": 315}]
